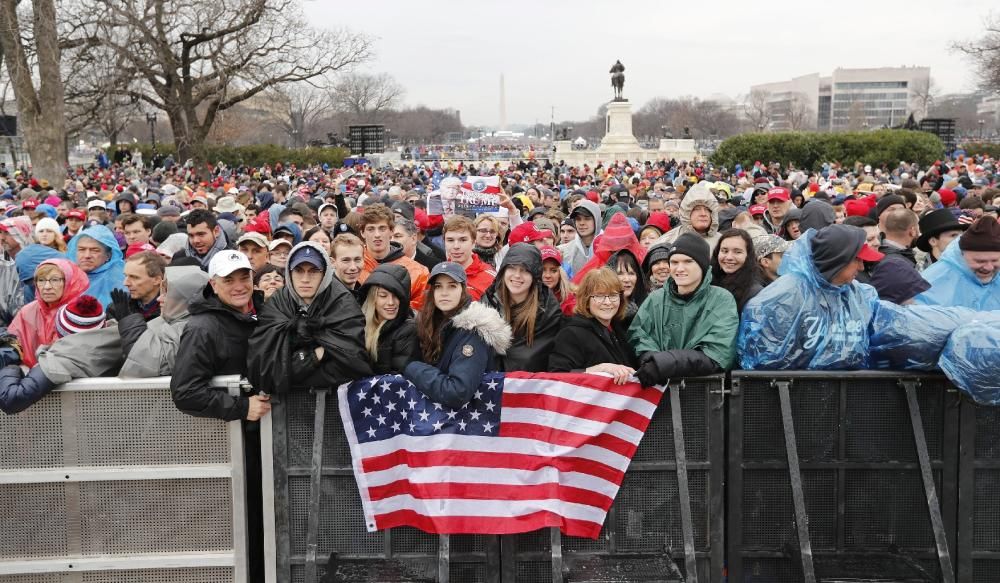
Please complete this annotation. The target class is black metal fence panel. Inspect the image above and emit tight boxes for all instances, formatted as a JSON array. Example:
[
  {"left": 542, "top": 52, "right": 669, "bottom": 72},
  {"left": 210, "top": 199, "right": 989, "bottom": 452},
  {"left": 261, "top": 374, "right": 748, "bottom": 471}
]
[
  {"left": 498, "top": 375, "right": 727, "bottom": 583},
  {"left": 729, "top": 371, "right": 960, "bottom": 583},
  {"left": 957, "top": 397, "right": 1000, "bottom": 583}
]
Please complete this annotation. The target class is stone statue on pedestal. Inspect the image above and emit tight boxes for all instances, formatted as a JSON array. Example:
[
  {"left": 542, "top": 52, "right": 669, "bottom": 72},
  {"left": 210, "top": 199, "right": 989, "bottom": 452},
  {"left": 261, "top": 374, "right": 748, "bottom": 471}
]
[{"left": 610, "top": 60, "right": 625, "bottom": 101}]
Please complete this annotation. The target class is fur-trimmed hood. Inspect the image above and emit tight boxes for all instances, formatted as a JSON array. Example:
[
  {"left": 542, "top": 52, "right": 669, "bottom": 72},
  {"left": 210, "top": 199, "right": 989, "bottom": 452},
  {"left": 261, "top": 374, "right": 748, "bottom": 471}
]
[{"left": 451, "top": 301, "right": 513, "bottom": 355}]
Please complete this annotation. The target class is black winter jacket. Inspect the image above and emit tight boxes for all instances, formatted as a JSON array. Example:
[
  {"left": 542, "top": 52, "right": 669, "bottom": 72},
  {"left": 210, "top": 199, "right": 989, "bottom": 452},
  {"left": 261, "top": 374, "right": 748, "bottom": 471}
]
[
  {"left": 480, "top": 244, "right": 563, "bottom": 372},
  {"left": 358, "top": 264, "right": 419, "bottom": 375},
  {"left": 170, "top": 288, "right": 261, "bottom": 421},
  {"left": 549, "top": 315, "right": 636, "bottom": 372},
  {"left": 403, "top": 302, "right": 512, "bottom": 409}
]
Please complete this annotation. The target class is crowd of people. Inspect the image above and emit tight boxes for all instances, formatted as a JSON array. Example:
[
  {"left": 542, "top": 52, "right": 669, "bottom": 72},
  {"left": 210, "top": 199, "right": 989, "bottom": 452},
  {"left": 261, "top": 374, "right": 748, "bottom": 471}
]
[
  {"left": 1, "top": 152, "right": 997, "bottom": 577},
  {"left": 0, "top": 154, "right": 996, "bottom": 416}
]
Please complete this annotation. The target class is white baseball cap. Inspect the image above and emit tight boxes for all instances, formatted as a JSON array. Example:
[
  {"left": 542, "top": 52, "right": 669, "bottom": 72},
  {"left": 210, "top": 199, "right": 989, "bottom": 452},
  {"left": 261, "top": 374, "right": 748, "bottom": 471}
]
[{"left": 208, "top": 250, "right": 253, "bottom": 278}]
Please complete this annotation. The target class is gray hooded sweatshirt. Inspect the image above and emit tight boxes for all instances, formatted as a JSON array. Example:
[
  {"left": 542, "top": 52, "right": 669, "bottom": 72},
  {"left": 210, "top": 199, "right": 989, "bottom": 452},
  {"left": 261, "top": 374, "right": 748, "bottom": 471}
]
[{"left": 119, "top": 266, "right": 210, "bottom": 378}]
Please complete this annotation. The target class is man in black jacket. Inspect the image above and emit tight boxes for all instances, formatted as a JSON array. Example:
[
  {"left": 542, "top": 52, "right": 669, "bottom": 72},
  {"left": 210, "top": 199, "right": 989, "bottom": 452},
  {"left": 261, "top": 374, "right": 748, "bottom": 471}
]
[
  {"left": 170, "top": 249, "right": 268, "bottom": 420},
  {"left": 870, "top": 208, "right": 930, "bottom": 304},
  {"left": 169, "top": 249, "right": 268, "bottom": 579}
]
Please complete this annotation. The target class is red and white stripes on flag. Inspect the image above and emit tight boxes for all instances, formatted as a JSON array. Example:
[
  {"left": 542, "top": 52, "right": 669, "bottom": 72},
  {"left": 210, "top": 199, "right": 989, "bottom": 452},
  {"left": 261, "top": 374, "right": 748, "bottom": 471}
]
[
  {"left": 338, "top": 371, "right": 665, "bottom": 539},
  {"left": 460, "top": 175, "right": 502, "bottom": 195}
]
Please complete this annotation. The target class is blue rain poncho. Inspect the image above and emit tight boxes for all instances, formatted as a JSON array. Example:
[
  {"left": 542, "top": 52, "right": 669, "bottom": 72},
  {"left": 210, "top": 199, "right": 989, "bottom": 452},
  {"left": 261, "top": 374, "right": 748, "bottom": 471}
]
[
  {"left": 868, "top": 301, "right": 995, "bottom": 371},
  {"left": 939, "top": 322, "right": 1000, "bottom": 406},
  {"left": 738, "top": 229, "right": 879, "bottom": 370},
  {"left": 66, "top": 225, "right": 125, "bottom": 308},
  {"left": 913, "top": 237, "right": 1000, "bottom": 311}
]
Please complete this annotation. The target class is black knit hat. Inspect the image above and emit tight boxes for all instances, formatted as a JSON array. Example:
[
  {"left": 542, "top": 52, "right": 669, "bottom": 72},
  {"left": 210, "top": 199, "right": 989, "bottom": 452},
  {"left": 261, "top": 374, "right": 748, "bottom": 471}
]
[
  {"left": 959, "top": 217, "right": 1000, "bottom": 252},
  {"left": 666, "top": 233, "right": 711, "bottom": 277},
  {"left": 876, "top": 194, "right": 906, "bottom": 218}
]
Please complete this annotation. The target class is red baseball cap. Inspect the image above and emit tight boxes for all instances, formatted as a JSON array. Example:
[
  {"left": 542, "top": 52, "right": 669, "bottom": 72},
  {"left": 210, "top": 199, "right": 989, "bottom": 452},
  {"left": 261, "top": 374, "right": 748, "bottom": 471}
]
[
  {"left": 749, "top": 204, "right": 767, "bottom": 216},
  {"left": 644, "top": 212, "right": 672, "bottom": 234},
  {"left": 508, "top": 221, "right": 546, "bottom": 244},
  {"left": 22, "top": 199, "right": 38, "bottom": 210},
  {"left": 66, "top": 209, "right": 86, "bottom": 220},
  {"left": 539, "top": 245, "right": 562, "bottom": 264},
  {"left": 857, "top": 243, "right": 885, "bottom": 262},
  {"left": 766, "top": 187, "right": 790, "bottom": 202}
]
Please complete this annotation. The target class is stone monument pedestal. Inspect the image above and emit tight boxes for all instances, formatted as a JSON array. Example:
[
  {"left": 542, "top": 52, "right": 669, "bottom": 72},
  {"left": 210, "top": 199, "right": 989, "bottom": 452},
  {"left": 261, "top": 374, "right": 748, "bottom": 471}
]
[
  {"left": 549, "top": 100, "right": 701, "bottom": 166},
  {"left": 600, "top": 101, "right": 641, "bottom": 152}
]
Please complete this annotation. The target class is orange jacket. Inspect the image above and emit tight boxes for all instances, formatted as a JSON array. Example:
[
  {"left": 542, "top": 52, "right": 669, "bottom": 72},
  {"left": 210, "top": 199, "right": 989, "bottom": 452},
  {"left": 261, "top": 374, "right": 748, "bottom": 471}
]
[{"left": 360, "top": 249, "right": 429, "bottom": 310}]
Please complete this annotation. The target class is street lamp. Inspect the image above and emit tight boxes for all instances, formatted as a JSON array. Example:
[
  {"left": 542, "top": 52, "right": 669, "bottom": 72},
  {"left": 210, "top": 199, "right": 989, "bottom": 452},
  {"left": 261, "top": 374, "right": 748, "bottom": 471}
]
[
  {"left": 980, "top": 120, "right": 985, "bottom": 140},
  {"left": 145, "top": 113, "right": 157, "bottom": 149},
  {"left": 661, "top": 125, "right": 669, "bottom": 138}
]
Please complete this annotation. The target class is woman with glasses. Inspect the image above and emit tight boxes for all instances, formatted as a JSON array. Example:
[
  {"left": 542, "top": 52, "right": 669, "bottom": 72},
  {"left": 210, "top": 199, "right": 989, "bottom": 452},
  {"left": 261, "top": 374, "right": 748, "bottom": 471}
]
[
  {"left": 549, "top": 268, "right": 636, "bottom": 384},
  {"left": 253, "top": 264, "right": 285, "bottom": 300},
  {"left": 8, "top": 258, "right": 90, "bottom": 367},
  {"left": 473, "top": 215, "right": 502, "bottom": 267}
]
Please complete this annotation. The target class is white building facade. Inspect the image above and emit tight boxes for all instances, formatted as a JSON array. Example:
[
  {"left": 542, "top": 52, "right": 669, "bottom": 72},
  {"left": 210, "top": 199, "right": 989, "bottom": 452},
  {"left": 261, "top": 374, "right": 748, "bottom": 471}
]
[{"left": 751, "top": 66, "right": 931, "bottom": 131}]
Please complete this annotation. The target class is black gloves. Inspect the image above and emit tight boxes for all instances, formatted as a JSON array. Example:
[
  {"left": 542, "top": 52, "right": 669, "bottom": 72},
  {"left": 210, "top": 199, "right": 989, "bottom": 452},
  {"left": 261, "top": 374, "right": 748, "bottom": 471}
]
[
  {"left": 289, "top": 347, "right": 321, "bottom": 386},
  {"left": 636, "top": 352, "right": 664, "bottom": 387},
  {"left": 636, "top": 350, "right": 721, "bottom": 386},
  {"left": 106, "top": 289, "right": 139, "bottom": 321}
]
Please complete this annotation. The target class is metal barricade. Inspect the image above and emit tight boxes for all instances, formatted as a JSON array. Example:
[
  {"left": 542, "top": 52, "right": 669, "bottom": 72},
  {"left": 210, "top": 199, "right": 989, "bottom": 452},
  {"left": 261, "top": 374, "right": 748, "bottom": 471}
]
[
  {"left": 728, "top": 371, "right": 960, "bottom": 583},
  {"left": 498, "top": 375, "right": 727, "bottom": 583},
  {"left": 262, "top": 389, "right": 497, "bottom": 583},
  {"left": 0, "top": 375, "right": 248, "bottom": 582},
  {"left": 956, "top": 395, "right": 1000, "bottom": 582}
]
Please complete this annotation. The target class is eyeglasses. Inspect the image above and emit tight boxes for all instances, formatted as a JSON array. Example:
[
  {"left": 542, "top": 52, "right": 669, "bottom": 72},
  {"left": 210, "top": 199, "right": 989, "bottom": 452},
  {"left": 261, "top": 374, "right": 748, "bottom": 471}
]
[
  {"left": 35, "top": 277, "right": 65, "bottom": 287},
  {"left": 589, "top": 293, "right": 621, "bottom": 304},
  {"left": 270, "top": 250, "right": 289, "bottom": 257},
  {"left": 476, "top": 228, "right": 497, "bottom": 235}
]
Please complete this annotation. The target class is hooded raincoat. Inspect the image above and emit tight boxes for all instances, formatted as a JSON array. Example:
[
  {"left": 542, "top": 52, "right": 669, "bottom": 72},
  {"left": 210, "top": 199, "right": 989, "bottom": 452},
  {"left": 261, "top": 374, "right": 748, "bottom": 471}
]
[
  {"left": 13, "top": 244, "right": 63, "bottom": 303},
  {"left": 912, "top": 237, "right": 1000, "bottom": 311},
  {"left": 628, "top": 261, "right": 738, "bottom": 380},
  {"left": 119, "top": 266, "right": 211, "bottom": 377},
  {"left": 8, "top": 259, "right": 90, "bottom": 367},
  {"left": 480, "top": 244, "right": 563, "bottom": 372},
  {"left": 738, "top": 229, "right": 880, "bottom": 370},
  {"left": 66, "top": 225, "right": 126, "bottom": 308},
  {"left": 653, "top": 182, "right": 721, "bottom": 251},
  {"left": 247, "top": 242, "right": 373, "bottom": 394}
]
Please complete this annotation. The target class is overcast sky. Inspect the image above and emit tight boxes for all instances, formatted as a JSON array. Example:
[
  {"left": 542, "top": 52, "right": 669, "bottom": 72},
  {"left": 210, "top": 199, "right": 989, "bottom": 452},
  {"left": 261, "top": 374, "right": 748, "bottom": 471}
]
[{"left": 303, "top": 0, "right": 996, "bottom": 127}]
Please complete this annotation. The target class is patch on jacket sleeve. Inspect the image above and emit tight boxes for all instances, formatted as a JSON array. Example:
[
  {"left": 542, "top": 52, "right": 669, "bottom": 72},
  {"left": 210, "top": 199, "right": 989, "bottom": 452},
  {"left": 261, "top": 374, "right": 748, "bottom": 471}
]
[{"left": 462, "top": 344, "right": 475, "bottom": 357}]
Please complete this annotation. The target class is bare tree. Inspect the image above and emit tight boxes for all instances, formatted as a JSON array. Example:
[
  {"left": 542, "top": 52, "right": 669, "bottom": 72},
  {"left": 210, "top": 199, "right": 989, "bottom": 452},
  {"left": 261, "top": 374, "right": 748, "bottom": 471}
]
[
  {"left": 267, "top": 83, "right": 333, "bottom": 147},
  {"left": 61, "top": 43, "right": 143, "bottom": 148},
  {"left": 786, "top": 92, "right": 816, "bottom": 131},
  {"left": 910, "top": 77, "right": 938, "bottom": 119},
  {"left": 331, "top": 72, "right": 404, "bottom": 122},
  {"left": 0, "top": 0, "right": 68, "bottom": 182},
  {"left": 953, "top": 17, "right": 1000, "bottom": 93},
  {"left": 0, "top": 62, "right": 20, "bottom": 165},
  {"left": 744, "top": 89, "right": 772, "bottom": 131},
  {"left": 66, "top": 0, "right": 372, "bottom": 162}
]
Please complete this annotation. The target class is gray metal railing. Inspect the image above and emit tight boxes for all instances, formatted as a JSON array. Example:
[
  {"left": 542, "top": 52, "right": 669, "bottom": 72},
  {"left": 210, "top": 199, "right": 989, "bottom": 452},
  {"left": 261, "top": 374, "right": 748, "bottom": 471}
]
[{"left": 0, "top": 375, "right": 248, "bottom": 582}]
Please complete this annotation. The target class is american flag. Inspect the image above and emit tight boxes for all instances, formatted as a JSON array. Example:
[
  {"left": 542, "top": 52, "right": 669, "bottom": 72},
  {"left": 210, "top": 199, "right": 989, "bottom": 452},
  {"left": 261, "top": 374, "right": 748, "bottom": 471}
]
[{"left": 337, "top": 371, "right": 666, "bottom": 539}]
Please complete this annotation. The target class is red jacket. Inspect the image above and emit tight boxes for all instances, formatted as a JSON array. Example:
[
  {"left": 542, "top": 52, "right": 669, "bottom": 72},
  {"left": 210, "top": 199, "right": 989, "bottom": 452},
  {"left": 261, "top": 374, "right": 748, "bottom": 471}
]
[{"left": 464, "top": 253, "right": 496, "bottom": 301}]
